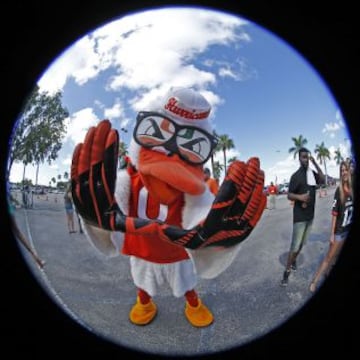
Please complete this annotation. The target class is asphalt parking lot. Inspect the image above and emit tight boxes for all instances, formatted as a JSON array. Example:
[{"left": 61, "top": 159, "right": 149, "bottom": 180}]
[{"left": 5, "top": 187, "right": 359, "bottom": 359}]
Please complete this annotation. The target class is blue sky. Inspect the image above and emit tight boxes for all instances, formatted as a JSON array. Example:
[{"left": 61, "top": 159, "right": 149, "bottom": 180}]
[{"left": 9, "top": 6, "right": 352, "bottom": 186}]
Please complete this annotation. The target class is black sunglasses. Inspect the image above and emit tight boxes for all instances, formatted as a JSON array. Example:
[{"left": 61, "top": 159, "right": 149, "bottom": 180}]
[{"left": 133, "top": 111, "right": 218, "bottom": 165}]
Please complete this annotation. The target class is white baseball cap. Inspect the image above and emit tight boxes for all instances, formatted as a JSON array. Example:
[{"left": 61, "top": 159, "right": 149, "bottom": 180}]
[{"left": 159, "top": 87, "right": 212, "bottom": 133}]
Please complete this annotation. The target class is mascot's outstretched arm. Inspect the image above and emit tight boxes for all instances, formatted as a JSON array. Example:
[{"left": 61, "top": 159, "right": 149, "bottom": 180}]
[{"left": 71, "top": 120, "right": 266, "bottom": 250}]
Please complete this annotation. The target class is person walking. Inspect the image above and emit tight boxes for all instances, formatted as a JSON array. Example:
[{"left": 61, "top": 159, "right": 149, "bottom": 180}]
[
  {"left": 7, "top": 181, "right": 45, "bottom": 268},
  {"left": 280, "top": 147, "right": 325, "bottom": 286},
  {"left": 349, "top": 159, "right": 356, "bottom": 188},
  {"left": 204, "top": 167, "right": 219, "bottom": 196},
  {"left": 64, "top": 183, "right": 76, "bottom": 234},
  {"left": 22, "top": 184, "right": 32, "bottom": 208},
  {"left": 309, "top": 160, "right": 354, "bottom": 292},
  {"left": 267, "top": 181, "right": 278, "bottom": 209}
]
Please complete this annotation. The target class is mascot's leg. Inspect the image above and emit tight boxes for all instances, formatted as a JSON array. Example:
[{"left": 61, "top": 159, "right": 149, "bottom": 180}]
[
  {"left": 129, "top": 288, "right": 157, "bottom": 325},
  {"left": 184, "top": 289, "right": 213, "bottom": 327}
]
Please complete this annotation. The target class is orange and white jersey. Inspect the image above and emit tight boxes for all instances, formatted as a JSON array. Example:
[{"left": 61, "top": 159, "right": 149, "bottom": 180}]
[{"left": 122, "top": 170, "right": 190, "bottom": 263}]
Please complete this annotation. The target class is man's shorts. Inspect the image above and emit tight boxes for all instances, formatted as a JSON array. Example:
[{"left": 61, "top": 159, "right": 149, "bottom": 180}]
[{"left": 290, "top": 220, "right": 313, "bottom": 253}]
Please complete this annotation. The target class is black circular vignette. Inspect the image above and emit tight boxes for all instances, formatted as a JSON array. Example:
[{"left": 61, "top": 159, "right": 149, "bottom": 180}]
[{"left": 2, "top": 1, "right": 359, "bottom": 359}]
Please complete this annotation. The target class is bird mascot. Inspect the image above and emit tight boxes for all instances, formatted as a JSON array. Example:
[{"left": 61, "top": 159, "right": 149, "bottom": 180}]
[{"left": 71, "top": 87, "right": 266, "bottom": 327}]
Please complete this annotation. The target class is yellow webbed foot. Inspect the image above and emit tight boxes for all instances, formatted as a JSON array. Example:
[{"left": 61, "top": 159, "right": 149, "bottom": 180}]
[
  {"left": 185, "top": 299, "right": 214, "bottom": 327},
  {"left": 129, "top": 296, "right": 157, "bottom": 325}
]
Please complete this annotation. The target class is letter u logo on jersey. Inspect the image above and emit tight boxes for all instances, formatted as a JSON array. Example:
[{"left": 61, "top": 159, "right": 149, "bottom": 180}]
[{"left": 137, "top": 187, "right": 168, "bottom": 221}]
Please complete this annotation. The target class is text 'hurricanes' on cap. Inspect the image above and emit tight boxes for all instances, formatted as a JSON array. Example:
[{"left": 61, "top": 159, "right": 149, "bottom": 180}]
[{"left": 160, "top": 87, "right": 212, "bottom": 133}]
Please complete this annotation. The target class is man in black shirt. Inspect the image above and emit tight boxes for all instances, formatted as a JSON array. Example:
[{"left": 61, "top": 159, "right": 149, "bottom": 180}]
[{"left": 281, "top": 147, "right": 325, "bottom": 286}]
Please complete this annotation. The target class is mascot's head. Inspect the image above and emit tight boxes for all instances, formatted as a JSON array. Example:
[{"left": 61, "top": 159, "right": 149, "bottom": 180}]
[{"left": 130, "top": 87, "right": 218, "bottom": 205}]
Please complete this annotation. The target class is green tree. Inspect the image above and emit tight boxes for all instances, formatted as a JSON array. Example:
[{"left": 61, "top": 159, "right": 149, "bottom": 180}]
[
  {"left": 118, "top": 141, "right": 128, "bottom": 156},
  {"left": 118, "top": 140, "right": 128, "bottom": 169},
  {"left": 314, "top": 141, "right": 331, "bottom": 185},
  {"left": 7, "top": 89, "right": 39, "bottom": 185},
  {"left": 56, "top": 181, "right": 67, "bottom": 190},
  {"left": 288, "top": 135, "right": 308, "bottom": 159},
  {"left": 213, "top": 161, "right": 224, "bottom": 181},
  {"left": 334, "top": 147, "right": 343, "bottom": 165},
  {"left": 7, "top": 85, "right": 69, "bottom": 185},
  {"left": 208, "top": 130, "right": 220, "bottom": 181},
  {"left": 227, "top": 156, "right": 238, "bottom": 165},
  {"left": 21, "top": 178, "right": 33, "bottom": 187},
  {"left": 217, "top": 134, "right": 235, "bottom": 175}
]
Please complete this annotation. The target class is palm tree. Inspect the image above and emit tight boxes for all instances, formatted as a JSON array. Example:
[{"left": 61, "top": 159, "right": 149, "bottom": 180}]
[
  {"left": 118, "top": 141, "right": 128, "bottom": 156},
  {"left": 213, "top": 161, "right": 224, "bottom": 181},
  {"left": 51, "top": 177, "right": 56, "bottom": 190},
  {"left": 334, "top": 147, "right": 343, "bottom": 165},
  {"left": 217, "top": 134, "right": 235, "bottom": 174},
  {"left": 289, "top": 135, "right": 308, "bottom": 159},
  {"left": 227, "top": 156, "right": 238, "bottom": 166},
  {"left": 208, "top": 130, "right": 220, "bottom": 181},
  {"left": 118, "top": 141, "right": 128, "bottom": 169},
  {"left": 314, "top": 141, "right": 331, "bottom": 185}
]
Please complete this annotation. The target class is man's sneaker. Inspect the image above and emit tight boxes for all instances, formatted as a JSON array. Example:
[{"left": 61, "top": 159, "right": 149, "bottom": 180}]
[
  {"left": 280, "top": 270, "right": 290, "bottom": 287},
  {"left": 291, "top": 261, "right": 297, "bottom": 272}
]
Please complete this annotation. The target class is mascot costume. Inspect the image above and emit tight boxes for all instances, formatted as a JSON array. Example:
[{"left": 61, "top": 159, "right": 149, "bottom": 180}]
[{"left": 71, "top": 87, "right": 266, "bottom": 327}]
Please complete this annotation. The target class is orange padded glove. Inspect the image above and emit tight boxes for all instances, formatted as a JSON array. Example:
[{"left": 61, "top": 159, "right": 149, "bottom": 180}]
[{"left": 162, "top": 158, "right": 267, "bottom": 248}]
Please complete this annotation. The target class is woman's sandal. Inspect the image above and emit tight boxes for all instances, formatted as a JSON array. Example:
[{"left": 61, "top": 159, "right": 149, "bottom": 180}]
[{"left": 309, "top": 281, "right": 316, "bottom": 293}]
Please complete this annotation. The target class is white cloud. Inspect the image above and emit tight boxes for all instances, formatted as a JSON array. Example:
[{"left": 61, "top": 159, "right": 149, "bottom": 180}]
[
  {"left": 219, "top": 66, "right": 238, "bottom": 79},
  {"left": 322, "top": 121, "right": 342, "bottom": 134},
  {"left": 104, "top": 100, "right": 125, "bottom": 120},
  {"left": 335, "top": 108, "right": 343, "bottom": 121},
  {"left": 38, "top": 35, "right": 100, "bottom": 94},
  {"left": 321, "top": 109, "right": 345, "bottom": 138},
  {"left": 103, "top": 100, "right": 132, "bottom": 130},
  {"left": 64, "top": 108, "right": 100, "bottom": 145},
  {"left": 62, "top": 156, "right": 72, "bottom": 166},
  {"left": 266, "top": 155, "right": 298, "bottom": 185},
  {"left": 217, "top": 58, "right": 256, "bottom": 81},
  {"left": 106, "top": 9, "right": 246, "bottom": 94},
  {"left": 37, "top": 8, "right": 249, "bottom": 108}
]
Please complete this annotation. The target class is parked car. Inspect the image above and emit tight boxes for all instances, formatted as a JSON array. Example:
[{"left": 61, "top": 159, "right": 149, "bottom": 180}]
[
  {"left": 9, "top": 183, "right": 21, "bottom": 191},
  {"left": 278, "top": 183, "right": 289, "bottom": 194},
  {"left": 33, "top": 186, "right": 46, "bottom": 195}
]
